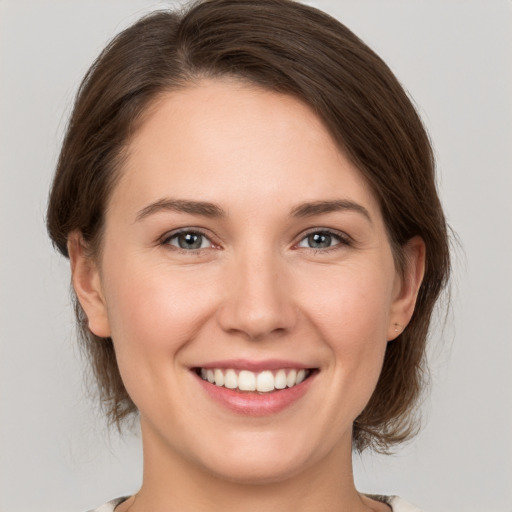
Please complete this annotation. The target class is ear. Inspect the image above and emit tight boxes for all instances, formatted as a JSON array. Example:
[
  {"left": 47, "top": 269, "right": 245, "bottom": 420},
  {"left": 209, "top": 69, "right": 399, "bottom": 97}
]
[
  {"left": 388, "top": 236, "right": 426, "bottom": 341},
  {"left": 67, "top": 231, "right": 111, "bottom": 338}
]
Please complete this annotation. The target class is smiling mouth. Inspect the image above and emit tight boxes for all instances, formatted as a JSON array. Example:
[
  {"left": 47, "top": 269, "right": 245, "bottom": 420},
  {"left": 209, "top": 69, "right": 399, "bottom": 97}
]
[{"left": 194, "top": 367, "right": 316, "bottom": 393}]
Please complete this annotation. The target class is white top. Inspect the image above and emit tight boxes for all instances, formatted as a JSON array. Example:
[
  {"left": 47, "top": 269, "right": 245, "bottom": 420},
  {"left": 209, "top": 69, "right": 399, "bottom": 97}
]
[{"left": 90, "top": 495, "right": 422, "bottom": 511}]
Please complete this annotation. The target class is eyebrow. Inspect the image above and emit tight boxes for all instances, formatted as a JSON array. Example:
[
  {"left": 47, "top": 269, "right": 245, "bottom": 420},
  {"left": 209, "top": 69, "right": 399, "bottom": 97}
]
[
  {"left": 135, "top": 198, "right": 226, "bottom": 222},
  {"left": 135, "top": 197, "right": 372, "bottom": 223},
  {"left": 290, "top": 200, "right": 372, "bottom": 223}
]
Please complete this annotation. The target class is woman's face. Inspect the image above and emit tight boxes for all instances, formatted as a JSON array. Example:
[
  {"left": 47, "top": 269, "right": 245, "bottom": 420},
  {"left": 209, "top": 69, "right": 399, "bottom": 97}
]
[{"left": 75, "top": 79, "right": 421, "bottom": 483}]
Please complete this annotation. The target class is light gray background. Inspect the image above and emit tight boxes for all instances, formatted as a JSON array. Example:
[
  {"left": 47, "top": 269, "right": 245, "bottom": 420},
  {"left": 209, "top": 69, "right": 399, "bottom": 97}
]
[{"left": 1, "top": 1, "right": 511, "bottom": 511}]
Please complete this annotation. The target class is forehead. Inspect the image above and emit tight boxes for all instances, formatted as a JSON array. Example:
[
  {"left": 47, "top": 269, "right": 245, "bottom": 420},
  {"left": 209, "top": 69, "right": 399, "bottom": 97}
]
[{"left": 111, "top": 79, "right": 379, "bottom": 219}]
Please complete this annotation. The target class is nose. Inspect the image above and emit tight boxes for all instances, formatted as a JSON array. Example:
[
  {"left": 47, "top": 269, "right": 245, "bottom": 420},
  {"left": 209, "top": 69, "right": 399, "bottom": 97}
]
[{"left": 216, "top": 249, "right": 297, "bottom": 341}]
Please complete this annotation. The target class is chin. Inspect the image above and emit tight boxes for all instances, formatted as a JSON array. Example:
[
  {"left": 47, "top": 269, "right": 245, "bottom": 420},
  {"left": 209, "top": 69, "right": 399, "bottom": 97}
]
[
  {"left": 202, "top": 453, "right": 310, "bottom": 486},
  {"left": 191, "top": 431, "right": 325, "bottom": 485}
]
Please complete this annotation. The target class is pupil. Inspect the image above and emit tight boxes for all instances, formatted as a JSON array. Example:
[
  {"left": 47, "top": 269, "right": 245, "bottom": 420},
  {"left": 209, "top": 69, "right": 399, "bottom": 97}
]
[
  {"left": 309, "top": 233, "right": 331, "bottom": 248},
  {"left": 179, "top": 233, "right": 202, "bottom": 249}
]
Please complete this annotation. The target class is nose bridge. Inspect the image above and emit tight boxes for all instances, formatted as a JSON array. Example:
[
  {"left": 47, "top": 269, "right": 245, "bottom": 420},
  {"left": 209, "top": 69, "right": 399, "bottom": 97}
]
[{"left": 217, "top": 243, "right": 296, "bottom": 339}]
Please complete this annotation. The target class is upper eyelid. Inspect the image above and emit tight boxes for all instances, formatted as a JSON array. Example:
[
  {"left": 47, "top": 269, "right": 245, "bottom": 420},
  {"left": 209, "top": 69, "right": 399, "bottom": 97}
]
[
  {"left": 296, "top": 227, "right": 352, "bottom": 243},
  {"left": 160, "top": 227, "right": 215, "bottom": 242}
]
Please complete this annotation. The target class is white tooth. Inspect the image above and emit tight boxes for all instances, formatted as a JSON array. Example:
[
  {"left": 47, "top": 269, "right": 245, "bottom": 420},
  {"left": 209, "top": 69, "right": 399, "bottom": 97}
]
[
  {"left": 214, "top": 369, "right": 224, "bottom": 386},
  {"left": 296, "top": 369, "right": 306, "bottom": 384},
  {"left": 224, "top": 369, "right": 238, "bottom": 389},
  {"left": 207, "top": 369, "right": 215, "bottom": 383},
  {"left": 200, "top": 368, "right": 207, "bottom": 380},
  {"left": 238, "top": 370, "right": 256, "bottom": 391},
  {"left": 274, "top": 369, "right": 287, "bottom": 389},
  {"left": 256, "top": 371, "right": 275, "bottom": 392},
  {"left": 286, "top": 369, "right": 297, "bottom": 387}
]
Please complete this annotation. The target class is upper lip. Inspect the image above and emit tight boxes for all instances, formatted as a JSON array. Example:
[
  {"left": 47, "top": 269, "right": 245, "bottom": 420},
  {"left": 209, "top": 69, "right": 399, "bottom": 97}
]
[{"left": 193, "top": 359, "right": 315, "bottom": 372}]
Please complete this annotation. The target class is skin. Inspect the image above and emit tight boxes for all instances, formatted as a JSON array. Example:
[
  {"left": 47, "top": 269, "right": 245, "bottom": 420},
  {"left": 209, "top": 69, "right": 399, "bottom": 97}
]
[{"left": 69, "top": 79, "right": 425, "bottom": 512}]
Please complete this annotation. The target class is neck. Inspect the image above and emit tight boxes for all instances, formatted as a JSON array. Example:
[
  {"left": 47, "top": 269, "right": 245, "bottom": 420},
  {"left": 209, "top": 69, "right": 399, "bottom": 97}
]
[{"left": 119, "top": 420, "right": 379, "bottom": 512}]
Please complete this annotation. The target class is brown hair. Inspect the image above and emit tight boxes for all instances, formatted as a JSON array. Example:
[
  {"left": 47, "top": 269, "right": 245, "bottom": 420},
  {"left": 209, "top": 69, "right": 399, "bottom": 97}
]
[{"left": 47, "top": 0, "right": 450, "bottom": 452}]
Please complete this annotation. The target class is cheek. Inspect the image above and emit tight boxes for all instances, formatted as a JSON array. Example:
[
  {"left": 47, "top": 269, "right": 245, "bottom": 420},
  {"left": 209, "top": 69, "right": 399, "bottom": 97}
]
[
  {"left": 105, "top": 265, "right": 214, "bottom": 345},
  {"left": 300, "top": 261, "right": 394, "bottom": 344},
  {"left": 297, "top": 263, "right": 393, "bottom": 405},
  {"left": 100, "top": 252, "right": 221, "bottom": 375},
  {"left": 100, "top": 258, "right": 222, "bottom": 412}
]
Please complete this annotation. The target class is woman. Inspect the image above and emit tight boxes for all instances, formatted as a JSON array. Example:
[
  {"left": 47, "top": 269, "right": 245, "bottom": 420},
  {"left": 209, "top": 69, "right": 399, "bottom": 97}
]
[{"left": 47, "top": 0, "right": 450, "bottom": 510}]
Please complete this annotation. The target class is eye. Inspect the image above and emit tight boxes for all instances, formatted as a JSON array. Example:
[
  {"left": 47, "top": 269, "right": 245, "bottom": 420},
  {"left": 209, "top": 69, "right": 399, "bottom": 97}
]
[
  {"left": 296, "top": 230, "right": 349, "bottom": 250},
  {"left": 163, "top": 230, "right": 213, "bottom": 250}
]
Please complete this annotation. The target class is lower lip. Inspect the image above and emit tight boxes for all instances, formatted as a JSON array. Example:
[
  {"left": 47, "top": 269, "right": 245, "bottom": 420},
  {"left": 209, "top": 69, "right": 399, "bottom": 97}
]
[{"left": 194, "top": 371, "right": 316, "bottom": 416}]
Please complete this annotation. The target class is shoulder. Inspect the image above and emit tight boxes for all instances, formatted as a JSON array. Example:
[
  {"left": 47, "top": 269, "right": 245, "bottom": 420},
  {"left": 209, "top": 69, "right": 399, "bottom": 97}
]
[
  {"left": 86, "top": 497, "right": 129, "bottom": 512},
  {"left": 89, "top": 495, "right": 421, "bottom": 512},
  {"left": 368, "top": 494, "right": 423, "bottom": 512},
  {"left": 387, "top": 495, "right": 423, "bottom": 512}
]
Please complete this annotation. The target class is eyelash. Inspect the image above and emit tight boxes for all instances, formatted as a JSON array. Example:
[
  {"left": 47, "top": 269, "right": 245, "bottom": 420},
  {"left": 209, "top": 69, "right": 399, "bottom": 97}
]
[
  {"left": 295, "top": 228, "right": 352, "bottom": 253},
  {"left": 159, "top": 228, "right": 352, "bottom": 254},
  {"left": 160, "top": 228, "right": 217, "bottom": 254}
]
